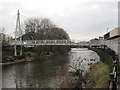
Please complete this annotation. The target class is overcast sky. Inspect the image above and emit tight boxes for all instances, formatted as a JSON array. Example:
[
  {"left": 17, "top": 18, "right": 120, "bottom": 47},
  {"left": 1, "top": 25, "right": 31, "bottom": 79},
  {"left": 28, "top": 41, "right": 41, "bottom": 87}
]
[{"left": 0, "top": 0, "right": 119, "bottom": 40}]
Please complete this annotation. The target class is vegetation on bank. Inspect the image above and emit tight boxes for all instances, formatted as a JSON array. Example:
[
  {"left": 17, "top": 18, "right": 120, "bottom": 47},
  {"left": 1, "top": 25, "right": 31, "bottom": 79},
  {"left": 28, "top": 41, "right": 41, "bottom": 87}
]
[
  {"left": 2, "top": 17, "right": 71, "bottom": 64},
  {"left": 21, "top": 17, "right": 71, "bottom": 55},
  {"left": 90, "top": 47, "right": 120, "bottom": 88},
  {"left": 85, "top": 62, "right": 110, "bottom": 88},
  {"left": 84, "top": 48, "right": 114, "bottom": 88},
  {"left": 90, "top": 48, "right": 114, "bottom": 72},
  {"left": 2, "top": 46, "right": 34, "bottom": 64},
  {"left": 31, "top": 45, "right": 70, "bottom": 55}
]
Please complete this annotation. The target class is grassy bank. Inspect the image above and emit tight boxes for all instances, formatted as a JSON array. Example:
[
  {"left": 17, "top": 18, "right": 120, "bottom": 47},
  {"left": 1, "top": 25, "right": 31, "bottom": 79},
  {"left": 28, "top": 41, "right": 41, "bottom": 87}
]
[
  {"left": 90, "top": 48, "right": 114, "bottom": 72},
  {"left": 85, "top": 62, "right": 110, "bottom": 88},
  {"left": 84, "top": 48, "right": 114, "bottom": 88}
]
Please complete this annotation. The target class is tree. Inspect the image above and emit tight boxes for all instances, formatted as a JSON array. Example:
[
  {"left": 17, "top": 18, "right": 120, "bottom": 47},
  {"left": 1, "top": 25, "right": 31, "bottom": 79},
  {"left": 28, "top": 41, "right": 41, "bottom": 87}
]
[
  {"left": 23, "top": 17, "right": 70, "bottom": 40},
  {"left": 40, "top": 18, "right": 56, "bottom": 29},
  {"left": 22, "top": 17, "right": 70, "bottom": 54},
  {"left": 24, "top": 18, "right": 56, "bottom": 34},
  {"left": 24, "top": 18, "right": 40, "bottom": 33}
]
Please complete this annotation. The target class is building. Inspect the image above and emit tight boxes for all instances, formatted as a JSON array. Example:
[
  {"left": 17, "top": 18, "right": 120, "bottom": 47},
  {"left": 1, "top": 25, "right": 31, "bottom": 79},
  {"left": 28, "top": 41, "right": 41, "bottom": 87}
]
[
  {"left": 104, "top": 32, "right": 110, "bottom": 40},
  {"left": 99, "top": 37, "right": 103, "bottom": 40},
  {"left": 90, "top": 38, "right": 99, "bottom": 44},
  {"left": 110, "top": 28, "right": 120, "bottom": 39},
  {"left": 103, "top": 27, "right": 120, "bottom": 62},
  {"left": 0, "top": 33, "right": 12, "bottom": 42},
  {"left": 104, "top": 28, "right": 120, "bottom": 40}
]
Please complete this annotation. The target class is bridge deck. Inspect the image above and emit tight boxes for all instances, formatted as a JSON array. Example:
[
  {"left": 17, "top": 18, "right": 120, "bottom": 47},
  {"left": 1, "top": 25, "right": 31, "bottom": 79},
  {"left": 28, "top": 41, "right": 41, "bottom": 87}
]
[{"left": 9, "top": 40, "right": 103, "bottom": 47}]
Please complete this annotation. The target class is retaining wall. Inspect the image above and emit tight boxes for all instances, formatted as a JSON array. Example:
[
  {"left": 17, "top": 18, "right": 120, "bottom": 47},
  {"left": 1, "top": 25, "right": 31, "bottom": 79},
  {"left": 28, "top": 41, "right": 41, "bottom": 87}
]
[{"left": 105, "top": 37, "right": 120, "bottom": 62}]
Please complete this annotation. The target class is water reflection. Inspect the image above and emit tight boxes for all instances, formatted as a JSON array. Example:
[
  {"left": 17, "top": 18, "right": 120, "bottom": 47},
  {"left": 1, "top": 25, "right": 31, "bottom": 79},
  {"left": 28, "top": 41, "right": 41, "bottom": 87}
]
[
  {"left": 2, "top": 48, "right": 100, "bottom": 88},
  {"left": 2, "top": 54, "right": 70, "bottom": 88},
  {"left": 69, "top": 48, "right": 100, "bottom": 74}
]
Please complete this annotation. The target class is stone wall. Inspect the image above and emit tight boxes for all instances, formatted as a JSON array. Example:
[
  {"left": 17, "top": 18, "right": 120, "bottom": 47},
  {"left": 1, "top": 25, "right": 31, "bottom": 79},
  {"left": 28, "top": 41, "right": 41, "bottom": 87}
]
[
  {"left": 105, "top": 37, "right": 120, "bottom": 62},
  {"left": 105, "top": 39, "right": 118, "bottom": 54}
]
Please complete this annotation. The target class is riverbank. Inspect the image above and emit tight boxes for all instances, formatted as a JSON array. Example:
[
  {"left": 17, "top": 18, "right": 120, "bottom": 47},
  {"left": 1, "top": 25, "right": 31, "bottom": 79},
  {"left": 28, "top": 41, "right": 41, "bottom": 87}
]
[
  {"left": 2, "top": 50, "right": 73, "bottom": 88},
  {"left": 84, "top": 62, "right": 110, "bottom": 88},
  {"left": 2, "top": 47, "right": 115, "bottom": 88},
  {"left": 84, "top": 48, "right": 114, "bottom": 88},
  {"left": 1, "top": 52, "right": 38, "bottom": 66},
  {"left": 90, "top": 48, "right": 114, "bottom": 72},
  {"left": 2, "top": 51, "right": 67, "bottom": 66},
  {"left": 2, "top": 45, "right": 70, "bottom": 66},
  {"left": 61, "top": 47, "right": 113, "bottom": 88},
  {"left": 60, "top": 48, "right": 100, "bottom": 88},
  {"left": 60, "top": 73, "right": 80, "bottom": 88}
]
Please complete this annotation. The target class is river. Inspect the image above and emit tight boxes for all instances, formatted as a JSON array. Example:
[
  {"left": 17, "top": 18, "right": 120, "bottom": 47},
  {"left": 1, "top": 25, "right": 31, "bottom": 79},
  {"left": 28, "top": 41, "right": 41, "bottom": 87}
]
[{"left": 2, "top": 48, "right": 100, "bottom": 88}]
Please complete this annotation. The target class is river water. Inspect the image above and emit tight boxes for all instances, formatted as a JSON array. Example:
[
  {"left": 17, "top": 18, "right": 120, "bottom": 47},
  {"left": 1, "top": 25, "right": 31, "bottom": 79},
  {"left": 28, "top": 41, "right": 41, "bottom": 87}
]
[{"left": 2, "top": 48, "right": 100, "bottom": 88}]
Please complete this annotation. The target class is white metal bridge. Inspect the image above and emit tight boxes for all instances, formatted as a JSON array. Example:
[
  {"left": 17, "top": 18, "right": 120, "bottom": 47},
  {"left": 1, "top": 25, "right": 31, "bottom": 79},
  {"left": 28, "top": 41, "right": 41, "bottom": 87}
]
[
  {"left": 12, "top": 10, "right": 105, "bottom": 56},
  {"left": 9, "top": 40, "right": 104, "bottom": 47}
]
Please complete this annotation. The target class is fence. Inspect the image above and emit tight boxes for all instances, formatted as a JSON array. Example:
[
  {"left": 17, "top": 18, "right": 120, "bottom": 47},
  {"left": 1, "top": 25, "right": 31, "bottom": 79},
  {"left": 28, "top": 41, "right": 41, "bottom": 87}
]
[{"left": 109, "top": 61, "right": 118, "bottom": 90}]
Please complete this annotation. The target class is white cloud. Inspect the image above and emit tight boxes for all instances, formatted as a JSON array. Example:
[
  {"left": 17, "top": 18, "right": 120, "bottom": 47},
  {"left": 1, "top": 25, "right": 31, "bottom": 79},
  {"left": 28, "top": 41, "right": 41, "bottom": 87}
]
[{"left": 0, "top": 0, "right": 118, "bottom": 40}]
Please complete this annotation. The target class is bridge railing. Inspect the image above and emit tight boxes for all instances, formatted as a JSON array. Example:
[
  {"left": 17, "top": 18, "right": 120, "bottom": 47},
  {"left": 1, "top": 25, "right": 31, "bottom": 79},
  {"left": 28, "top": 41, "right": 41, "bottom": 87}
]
[
  {"left": 9, "top": 40, "right": 103, "bottom": 46},
  {"left": 9, "top": 40, "right": 73, "bottom": 44},
  {"left": 109, "top": 61, "right": 118, "bottom": 90}
]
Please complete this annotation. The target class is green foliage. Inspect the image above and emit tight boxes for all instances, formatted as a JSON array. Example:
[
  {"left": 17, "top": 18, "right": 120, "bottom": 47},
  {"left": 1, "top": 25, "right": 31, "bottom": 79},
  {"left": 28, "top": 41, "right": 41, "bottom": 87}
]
[
  {"left": 85, "top": 62, "right": 110, "bottom": 88},
  {"left": 2, "top": 46, "right": 14, "bottom": 56},
  {"left": 90, "top": 48, "right": 114, "bottom": 72},
  {"left": 22, "top": 17, "right": 70, "bottom": 54},
  {"left": 84, "top": 48, "right": 115, "bottom": 88},
  {"left": 22, "top": 28, "right": 70, "bottom": 40},
  {"left": 37, "top": 28, "right": 69, "bottom": 40},
  {"left": 31, "top": 45, "right": 70, "bottom": 55},
  {"left": 23, "top": 17, "right": 70, "bottom": 40}
]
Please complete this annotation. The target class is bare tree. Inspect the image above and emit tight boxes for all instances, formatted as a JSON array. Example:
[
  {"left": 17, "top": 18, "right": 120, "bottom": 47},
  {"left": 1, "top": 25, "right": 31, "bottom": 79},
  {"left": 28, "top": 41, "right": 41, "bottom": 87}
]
[
  {"left": 20, "top": 23, "right": 25, "bottom": 35},
  {"left": 24, "top": 18, "right": 39, "bottom": 33},
  {"left": 24, "top": 17, "right": 57, "bottom": 34},
  {"left": 40, "top": 18, "right": 56, "bottom": 29},
  {"left": 23, "top": 17, "right": 70, "bottom": 40}
]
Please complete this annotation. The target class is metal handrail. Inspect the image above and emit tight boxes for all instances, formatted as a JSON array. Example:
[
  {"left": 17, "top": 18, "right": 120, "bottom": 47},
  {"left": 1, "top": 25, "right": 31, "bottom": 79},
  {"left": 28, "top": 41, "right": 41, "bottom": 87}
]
[{"left": 109, "top": 62, "right": 117, "bottom": 90}]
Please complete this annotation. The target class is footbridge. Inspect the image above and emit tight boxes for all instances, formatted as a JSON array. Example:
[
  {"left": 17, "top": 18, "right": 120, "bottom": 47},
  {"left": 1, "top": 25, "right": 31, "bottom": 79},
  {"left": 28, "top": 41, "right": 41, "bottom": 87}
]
[{"left": 9, "top": 40, "right": 104, "bottom": 47}]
